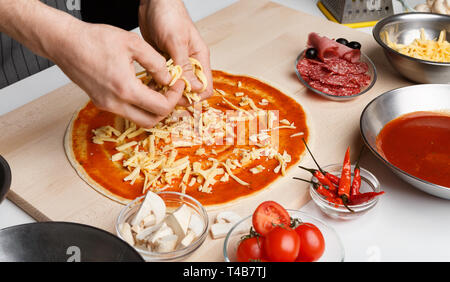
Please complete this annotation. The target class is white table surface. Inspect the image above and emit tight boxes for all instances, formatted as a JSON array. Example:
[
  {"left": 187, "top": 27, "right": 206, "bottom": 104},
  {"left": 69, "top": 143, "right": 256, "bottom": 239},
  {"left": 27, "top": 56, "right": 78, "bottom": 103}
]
[{"left": 0, "top": 0, "right": 449, "bottom": 262}]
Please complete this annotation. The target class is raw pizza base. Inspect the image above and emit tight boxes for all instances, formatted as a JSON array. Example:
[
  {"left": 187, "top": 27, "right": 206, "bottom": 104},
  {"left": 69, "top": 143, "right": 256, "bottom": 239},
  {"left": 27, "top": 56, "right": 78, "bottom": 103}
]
[{"left": 64, "top": 70, "right": 312, "bottom": 209}]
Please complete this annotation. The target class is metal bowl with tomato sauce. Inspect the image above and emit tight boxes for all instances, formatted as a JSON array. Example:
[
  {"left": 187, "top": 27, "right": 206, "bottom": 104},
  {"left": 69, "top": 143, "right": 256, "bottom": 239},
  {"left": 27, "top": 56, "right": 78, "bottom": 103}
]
[
  {"left": 223, "top": 210, "right": 344, "bottom": 262},
  {"left": 360, "top": 84, "right": 450, "bottom": 199}
]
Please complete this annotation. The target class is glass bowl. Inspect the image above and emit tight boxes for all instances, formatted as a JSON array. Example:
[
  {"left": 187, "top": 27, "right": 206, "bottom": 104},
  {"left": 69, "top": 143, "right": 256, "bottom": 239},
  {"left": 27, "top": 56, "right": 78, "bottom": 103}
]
[
  {"left": 115, "top": 191, "right": 209, "bottom": 262},
  {"left": 295, "top": 49, "right": 377, "bottom": 101},
  {"left": 310, "top": 163, "right": 382, "bottom": 220},
  {"left": 223, "top": 209, "right": 345, "bottom": 262}
]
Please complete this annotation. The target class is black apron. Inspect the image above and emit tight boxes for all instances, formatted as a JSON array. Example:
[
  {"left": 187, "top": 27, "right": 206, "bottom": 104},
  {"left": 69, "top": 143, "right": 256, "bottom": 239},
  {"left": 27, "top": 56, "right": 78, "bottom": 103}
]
[{"left": 0, "top": 0, "right": 139, "bottom": 89}]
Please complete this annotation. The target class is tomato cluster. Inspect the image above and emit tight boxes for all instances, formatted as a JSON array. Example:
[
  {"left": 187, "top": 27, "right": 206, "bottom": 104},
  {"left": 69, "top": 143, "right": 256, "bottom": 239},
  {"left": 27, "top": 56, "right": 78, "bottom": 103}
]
[{"left": 236, "top": 201, "right": 325, "bottom": 262}]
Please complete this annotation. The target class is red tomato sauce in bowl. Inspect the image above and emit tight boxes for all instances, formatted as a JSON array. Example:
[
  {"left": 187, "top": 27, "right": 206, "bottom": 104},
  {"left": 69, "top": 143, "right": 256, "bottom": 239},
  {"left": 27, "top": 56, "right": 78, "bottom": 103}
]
[{"left": 376, "top": 111, "right": 450, "bottom": 188}]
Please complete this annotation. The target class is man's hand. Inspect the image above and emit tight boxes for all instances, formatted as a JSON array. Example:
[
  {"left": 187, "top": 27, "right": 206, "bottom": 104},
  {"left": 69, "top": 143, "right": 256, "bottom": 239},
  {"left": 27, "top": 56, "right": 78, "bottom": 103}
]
[
  {"left": 139, "top": 0, "right": 213, "bottom": 105},
  {"left": 0, "top": 0, "right": 185, "bottom": 128},
  {"left": 53, "top": 21, "right": 185, "bottom": 128}
]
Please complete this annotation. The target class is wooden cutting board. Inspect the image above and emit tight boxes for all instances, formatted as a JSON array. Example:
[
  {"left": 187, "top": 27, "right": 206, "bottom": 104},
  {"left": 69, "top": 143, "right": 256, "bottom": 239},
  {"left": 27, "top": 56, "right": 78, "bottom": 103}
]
[{"left": 0, "top": 0, "right": 411, "bottom": 261}]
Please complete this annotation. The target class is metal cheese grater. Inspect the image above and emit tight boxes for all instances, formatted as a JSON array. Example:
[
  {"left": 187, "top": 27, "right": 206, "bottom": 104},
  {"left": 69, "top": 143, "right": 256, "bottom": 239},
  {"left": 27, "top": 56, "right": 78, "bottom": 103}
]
[{"left": 318, "top": 0, "right": 394, "bottom": 27}]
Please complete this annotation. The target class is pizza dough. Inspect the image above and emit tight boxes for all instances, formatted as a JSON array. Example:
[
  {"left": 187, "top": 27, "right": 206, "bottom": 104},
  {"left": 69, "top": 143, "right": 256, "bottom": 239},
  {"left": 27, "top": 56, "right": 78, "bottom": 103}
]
[{"left": 64, "top": 70, "right": 310, "bottom": 208}]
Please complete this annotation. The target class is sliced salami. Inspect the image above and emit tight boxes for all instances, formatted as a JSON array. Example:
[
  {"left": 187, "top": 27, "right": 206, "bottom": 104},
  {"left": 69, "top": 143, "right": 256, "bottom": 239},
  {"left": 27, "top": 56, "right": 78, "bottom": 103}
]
[
  {"left": 308, "top": 81, "right": 361, "bottom": 96},
  {"left": 297, "top": 54, "right": 370, "bottom": 96}
]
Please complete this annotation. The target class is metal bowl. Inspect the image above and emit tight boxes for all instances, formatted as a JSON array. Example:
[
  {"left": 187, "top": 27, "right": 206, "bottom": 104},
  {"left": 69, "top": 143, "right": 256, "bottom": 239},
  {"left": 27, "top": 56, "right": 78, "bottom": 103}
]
[
  {"left": 360, "top": 84, "right": 450, "bottom": 199},
  {"left": 373, "top": 13, "right": 450, "bottom": 84},
  {"left": 0, "top": 222, "right": 144, "bottom": 262},
  {"left": 0, "top": 155, "right": 11, "bottom": 204}
]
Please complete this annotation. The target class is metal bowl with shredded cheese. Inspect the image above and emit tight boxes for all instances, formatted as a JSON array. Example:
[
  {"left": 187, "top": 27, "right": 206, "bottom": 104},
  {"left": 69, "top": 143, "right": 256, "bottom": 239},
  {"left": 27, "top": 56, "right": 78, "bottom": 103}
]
[{"left": 373, "top": 12, "right": 450, "bottom": 83}]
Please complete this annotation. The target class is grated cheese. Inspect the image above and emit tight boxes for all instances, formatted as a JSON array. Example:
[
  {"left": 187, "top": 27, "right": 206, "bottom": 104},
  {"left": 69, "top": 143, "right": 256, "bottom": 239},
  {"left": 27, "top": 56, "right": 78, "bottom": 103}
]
[
  {"left": 250, "top": 165, "right": 265, "bottom": 174},
  {"left": 215, "top": 89, "right": 226, "bottom": 96},
  {"left": 384, "top": 29, "right": 450, "bottom": 63},
  {"left": 259, "top": 99, "right": 269, "bottom": 106},
  {"left": 290, "top": 132, "right": 304, "bottom": 138},
  {"left": 90, "top": 72, "right": 303, "bottom": 195},
  {"left": 116, "top": 141, "right": 138, "bottom": 151}
]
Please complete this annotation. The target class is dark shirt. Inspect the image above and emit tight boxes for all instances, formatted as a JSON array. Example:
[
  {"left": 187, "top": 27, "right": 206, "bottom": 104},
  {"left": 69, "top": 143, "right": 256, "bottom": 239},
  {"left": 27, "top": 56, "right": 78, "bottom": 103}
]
[
  {"left": 81, "top": 0, "right": 139, "bottom": 31},
  {"left": 0, "top": 0, "right": 139, "bottom": 89}
]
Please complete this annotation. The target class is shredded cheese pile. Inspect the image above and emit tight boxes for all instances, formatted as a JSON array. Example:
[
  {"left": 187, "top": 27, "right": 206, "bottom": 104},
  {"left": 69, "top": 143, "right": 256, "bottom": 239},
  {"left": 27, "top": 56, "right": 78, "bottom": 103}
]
[
  {"left": 384, "top": 29, "right": 450, "bottom": 62},
  {"left": 92, "top": 77, "right": 303, "bottom": 195},
  {"left": 137, "top": 57, "right": 207, "bottom": 104}
]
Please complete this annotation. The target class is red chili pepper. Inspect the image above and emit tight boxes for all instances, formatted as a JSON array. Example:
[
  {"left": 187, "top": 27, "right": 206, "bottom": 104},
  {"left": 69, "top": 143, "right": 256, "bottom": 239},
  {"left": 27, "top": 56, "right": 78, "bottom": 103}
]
[
  {"left": 298, "top": 166, "right": 337, "bottom": 191},
  {"left": 293, "top": 177, "right": 336, "bottom": 199},
  {"left": 316, "top": 183, "right": 336, "bottom": 199},
  {"left": 349, "top": 191, "right": 385, "bottom": 205},
  {"left": 325, "top": 172, "right": 340, "bottom": 185},
  {"left": 350, "top": 146, "right": 364, "bottom": 196},
  {"left": 351, "top": 165, "right": 361, "bottom": 196},
  {"left": 325, "top": 196, "right": 343, "bottom": 208},
  {"left": 338, "top": 147, "right": 352, "bottom": 199}
]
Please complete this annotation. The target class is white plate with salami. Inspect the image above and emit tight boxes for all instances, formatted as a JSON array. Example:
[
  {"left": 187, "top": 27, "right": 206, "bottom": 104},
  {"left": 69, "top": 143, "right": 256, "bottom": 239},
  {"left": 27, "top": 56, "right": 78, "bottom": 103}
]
[{"left": 295, "top": 33, "right": 377, "bottom": 101}]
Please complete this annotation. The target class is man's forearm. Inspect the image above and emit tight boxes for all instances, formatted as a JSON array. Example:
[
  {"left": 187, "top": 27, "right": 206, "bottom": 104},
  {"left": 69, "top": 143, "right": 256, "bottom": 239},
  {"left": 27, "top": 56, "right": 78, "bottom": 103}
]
[{"left": 0, "top": 0, "right": 79, "bottom": 62}]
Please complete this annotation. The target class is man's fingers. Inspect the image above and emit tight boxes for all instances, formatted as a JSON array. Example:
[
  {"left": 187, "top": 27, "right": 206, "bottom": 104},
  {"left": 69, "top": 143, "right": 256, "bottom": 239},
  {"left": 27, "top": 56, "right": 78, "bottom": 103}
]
[
  {"left": 191, "top": 48, "right": 213, "bottom": 100},
  {"left": 123, "top": 78, "right": 184, "bottom": 117},
  {"left": 118, "top": 102, "right": 163, "bottom": 129},
  {"left": 176, "top": 96, "right": 191, "bottom": 107},
  {"left": 104, "top": 79, "right": 184, "bottom": 128},
  {"left": 166, "top": 43, "right": 204, "bottom": 92},
  {"left": 175, "top": 49, "right": 212, "bottom": 107},
  {"left": 130, "top": 34, "right": 172, "bottom": 86},
  {"left": 93, "top": 95, "right": 162, "bottom": 128},
  {"left": 164, "top": 79, "right": 186, "bottom": 106}
]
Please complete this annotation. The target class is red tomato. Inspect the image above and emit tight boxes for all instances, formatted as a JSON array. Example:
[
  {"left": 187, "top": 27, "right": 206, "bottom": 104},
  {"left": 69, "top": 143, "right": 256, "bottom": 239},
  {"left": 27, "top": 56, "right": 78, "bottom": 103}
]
[
  {"left": 263, "top": 226, "right": 300, "bottom": 262},
  {"left": 236, "top": 237, "right": 265, "bottom": 262},
  {"left": 252, "top": 201, "right": 291, "bottom": 236},
  {"left": 295, "top": 223, "right": 325, "bottom": 262}
]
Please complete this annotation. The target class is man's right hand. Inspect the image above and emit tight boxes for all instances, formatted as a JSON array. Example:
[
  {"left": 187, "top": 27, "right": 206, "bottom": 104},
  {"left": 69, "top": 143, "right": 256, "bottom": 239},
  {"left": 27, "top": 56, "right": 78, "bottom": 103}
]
[
  {"left": 0, "top": 0, "right": 185, "bottom": 128},
  {"left": 52, "top": 21, "right": 184, "bottom": 128}
]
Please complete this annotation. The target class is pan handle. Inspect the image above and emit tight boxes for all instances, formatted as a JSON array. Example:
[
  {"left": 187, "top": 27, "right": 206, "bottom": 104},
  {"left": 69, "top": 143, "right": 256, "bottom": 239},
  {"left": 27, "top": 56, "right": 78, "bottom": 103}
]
[{"left": 0, "top": 155, "right": 11, "bottom": 204}]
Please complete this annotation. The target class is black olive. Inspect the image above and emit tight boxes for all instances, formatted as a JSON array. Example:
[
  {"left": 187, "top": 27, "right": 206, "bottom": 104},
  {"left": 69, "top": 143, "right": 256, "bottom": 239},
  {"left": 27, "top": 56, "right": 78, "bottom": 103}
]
[
  {"left": 305, "top": 48, "right": 317, "bottom": 59},
  {"left": 346, "top": 41, "right": 362, "bottom": 50},
  {"left": 336, "top": 38, "right": 348, "bottom": 45}
]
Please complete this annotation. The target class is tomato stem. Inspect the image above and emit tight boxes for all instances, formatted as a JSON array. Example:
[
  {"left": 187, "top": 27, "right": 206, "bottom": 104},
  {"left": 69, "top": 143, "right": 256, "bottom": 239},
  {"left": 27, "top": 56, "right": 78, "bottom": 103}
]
[
  {"left": 290, "top": 217, "right": 303, "bottom": 229},
  {"left": 240, "top": 227, "right": 262, "bottom": 241}
]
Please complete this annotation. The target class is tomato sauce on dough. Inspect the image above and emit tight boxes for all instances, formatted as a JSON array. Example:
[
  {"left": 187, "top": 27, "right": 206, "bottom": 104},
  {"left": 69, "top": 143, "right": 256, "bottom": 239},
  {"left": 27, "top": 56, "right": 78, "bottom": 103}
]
[
  {"left": 71, "top": 70, "right": 309, "bottom": 205},
  {"left": 376, "top": 111, "right": 450, "bottom": 188}
]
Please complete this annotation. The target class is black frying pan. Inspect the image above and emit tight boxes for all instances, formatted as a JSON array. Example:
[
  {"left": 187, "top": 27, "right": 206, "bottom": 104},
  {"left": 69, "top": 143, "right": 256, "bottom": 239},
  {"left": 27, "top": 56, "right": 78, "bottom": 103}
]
[
  {"left": 0, "top": 222, "right": 144, "bottom": 262},
  {"left": 0, "top": 155, "right": 11, "bottom": 204}
]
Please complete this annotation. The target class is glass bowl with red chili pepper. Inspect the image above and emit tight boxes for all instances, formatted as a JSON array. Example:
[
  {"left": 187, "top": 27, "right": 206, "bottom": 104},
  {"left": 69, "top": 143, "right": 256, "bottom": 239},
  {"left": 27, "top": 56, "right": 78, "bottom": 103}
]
[{"left": 309, "top": 163, "right": 383, "bottom": 220}]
